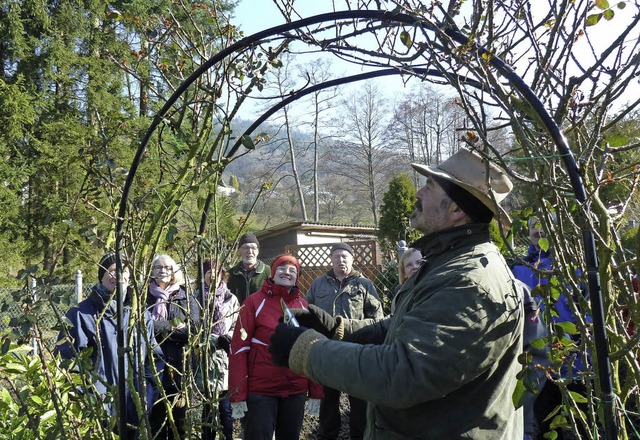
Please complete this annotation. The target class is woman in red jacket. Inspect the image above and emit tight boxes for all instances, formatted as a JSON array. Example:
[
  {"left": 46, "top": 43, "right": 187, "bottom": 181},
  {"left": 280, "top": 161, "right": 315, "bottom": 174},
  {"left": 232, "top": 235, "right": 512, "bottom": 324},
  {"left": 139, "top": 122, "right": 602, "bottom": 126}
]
[{"left": 228, "top": 254, "right": 323, "bottom": 440}]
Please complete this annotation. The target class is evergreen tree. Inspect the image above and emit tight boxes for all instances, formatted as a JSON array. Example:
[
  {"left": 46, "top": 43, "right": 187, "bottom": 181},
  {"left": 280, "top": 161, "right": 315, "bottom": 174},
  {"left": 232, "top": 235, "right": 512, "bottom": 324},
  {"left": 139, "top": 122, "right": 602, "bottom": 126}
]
[{"left": 378, "top": 173, "right": 421, "bottom": 252}]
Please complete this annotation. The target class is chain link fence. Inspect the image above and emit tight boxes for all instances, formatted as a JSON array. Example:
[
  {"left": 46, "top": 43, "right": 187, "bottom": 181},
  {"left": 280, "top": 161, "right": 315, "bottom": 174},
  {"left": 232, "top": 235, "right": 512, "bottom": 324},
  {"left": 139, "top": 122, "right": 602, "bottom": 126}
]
[
  {"left": 0, "top": 272, "right": 92, "bottom": 352},
  {"left": 0, "top": 246, "right": 400, "bottom": 352}
]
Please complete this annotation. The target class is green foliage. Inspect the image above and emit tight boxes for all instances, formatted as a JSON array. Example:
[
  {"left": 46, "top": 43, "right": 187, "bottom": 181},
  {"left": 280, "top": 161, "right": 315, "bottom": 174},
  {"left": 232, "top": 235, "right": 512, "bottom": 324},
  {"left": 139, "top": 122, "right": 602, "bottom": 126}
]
[
  {"left": 378, "top": 173, "right": 421, "bottom": 251},
  {"left": 489, "top": 221, "right": 509, "bottom": 254},
  {"left": 620, "top": 226, "right": 639, "bottom": 256},
  {"left": 598, "top": 111, "right": 640, "bottom": 219},
  {"left": 586, "top": 0, "right": 626, "bottom": 26},
  {"left": 0, "top": 341, "right": 107, "bottom": 439}
]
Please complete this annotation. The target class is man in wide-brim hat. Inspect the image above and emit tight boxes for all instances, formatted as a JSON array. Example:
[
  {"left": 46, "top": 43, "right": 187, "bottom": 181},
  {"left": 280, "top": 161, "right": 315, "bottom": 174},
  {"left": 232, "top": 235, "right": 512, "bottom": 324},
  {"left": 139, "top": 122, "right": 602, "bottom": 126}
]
[{"left": 269, "top": 147, "right": 524, "bottom": 439}]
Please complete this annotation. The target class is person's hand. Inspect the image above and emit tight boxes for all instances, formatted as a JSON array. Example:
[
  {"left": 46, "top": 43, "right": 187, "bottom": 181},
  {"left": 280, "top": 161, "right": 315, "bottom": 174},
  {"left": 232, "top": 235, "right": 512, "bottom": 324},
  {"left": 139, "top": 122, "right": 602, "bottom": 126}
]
[
  {"left": 306, "top": 398, "right": 321, "bottom": 417},
  {"left": 217, "top": 334, "right": 232, "bottom": 354},
  {"left": 269, "top": 323, "right": 308, "bottom": 367},
  {"left": 231, "top": 401, "right": 247, "bottom": 419},
  {"left": 292, "top": 304, "right": 339, "bottom": 338}
]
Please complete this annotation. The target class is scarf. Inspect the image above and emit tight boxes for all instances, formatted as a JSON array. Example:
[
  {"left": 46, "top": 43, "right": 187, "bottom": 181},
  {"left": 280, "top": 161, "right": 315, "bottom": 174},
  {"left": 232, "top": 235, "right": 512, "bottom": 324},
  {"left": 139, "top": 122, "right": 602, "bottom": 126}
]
[
  {"left": 212, "top": 281, "right": 232, "bottom": 335},
  {"left": 148, "top": 281, "right": 181, "bottom": 321},
  {"left": 91, "top": 283, "right": 118, "bottom": 316}
]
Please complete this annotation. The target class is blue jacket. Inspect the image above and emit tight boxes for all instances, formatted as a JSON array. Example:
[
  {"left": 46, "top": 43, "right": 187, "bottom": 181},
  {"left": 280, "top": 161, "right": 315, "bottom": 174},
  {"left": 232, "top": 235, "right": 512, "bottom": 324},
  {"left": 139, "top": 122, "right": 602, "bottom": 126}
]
[
  {"left": 512, "top": 245, "right": 590, "bottom": 376},
  {"left": 56, "top": 284, "right": 162, "bottom": 426}
]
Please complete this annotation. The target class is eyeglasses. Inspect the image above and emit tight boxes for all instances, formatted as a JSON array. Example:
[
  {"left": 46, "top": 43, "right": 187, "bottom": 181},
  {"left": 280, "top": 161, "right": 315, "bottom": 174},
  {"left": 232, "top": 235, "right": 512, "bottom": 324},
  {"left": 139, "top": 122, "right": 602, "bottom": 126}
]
[
  {"left": 276, "top": 265, "right": 297, "bottom": 275},
  {"left": 240, "top": 244, "right": 259, "bottom": 251},
  {"left": 153, "top": 265, "right": 173, "bottom": 271}
]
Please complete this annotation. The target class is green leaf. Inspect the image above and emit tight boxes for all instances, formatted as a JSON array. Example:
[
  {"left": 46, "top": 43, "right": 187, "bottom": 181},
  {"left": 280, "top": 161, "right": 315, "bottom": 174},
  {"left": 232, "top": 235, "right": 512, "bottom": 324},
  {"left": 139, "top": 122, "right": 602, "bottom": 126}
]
[
  {"left": 617, "top": 2, "right": 626, "bottom": 9},
  {"left": 603, "top": 8, "right": 615, "bottom": 20},
  {"left": 512, "top": 379, "right": 526, "bottom": 408},
  {"left": 517, "top": 351, "right": 532, "bottom": 365},
  {"left": 0, "top": 387, "right": 12, "bottom": 404},
  {"left": 400, "top": 30, "right": 412, "bottom": 48},
  {"left": 555, "top": 320, "right": 578, "bottom": 335},
  {"left": 1, "top": 339, "right": 10, "bottom": 355},
  {"left": 165, "top": 225, "right": 178, "bottom": 244},
  {"left": 530, "top": 338, "right": 548, "bottom": 350},
  {"left": 30, "top": 395, "right": 43, "bottom": 405},
  {"left": 549, "top": 285, "right": 562, "bottom": 302},
  {"left": 569, "top": 390, "right": 588, "bottom": 403},
  {"left": 594, "top": 0, "right": 610, "bottom": 9},
  {"left": 538, "top": 237, "right": 550, "bottom": 252},
  {"left": 586, "top": 13, "right": 602, "bottom": 26},
  {"left": 40, "top": 409, "right": 56, "bottom": 422},
  {"left": 240, "top": 135, "right": 255, "bottom": 150},
  {"left": 549, "top": 414, "right": 570, "bottom": 430},
  {"left": 4, "top": 363, "right": 27, "bottom": 374}
]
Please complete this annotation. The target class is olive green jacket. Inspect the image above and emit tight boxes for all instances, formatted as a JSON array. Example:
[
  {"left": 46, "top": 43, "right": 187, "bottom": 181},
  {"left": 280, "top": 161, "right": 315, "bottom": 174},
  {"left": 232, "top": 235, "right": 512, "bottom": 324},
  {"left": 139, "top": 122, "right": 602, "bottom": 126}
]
[
  {"left": 306, "top": 270, "right": 383, "bottom": 320},
  {"left": 290, "top": 224, "right": 524, "bottom": 439},
  {"left": 227, "top": 260, "right": 268, "bottom": 304}
]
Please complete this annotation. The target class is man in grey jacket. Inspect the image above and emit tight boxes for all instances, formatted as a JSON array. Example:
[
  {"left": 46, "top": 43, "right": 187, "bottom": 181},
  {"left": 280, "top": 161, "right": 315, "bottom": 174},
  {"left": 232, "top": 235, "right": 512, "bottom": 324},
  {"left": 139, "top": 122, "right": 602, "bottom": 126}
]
[
  {"left": 306, "top": 242, "right": 383, "bottom": 440},
  {"left": 270, "top": 147, "right": 524, "bottom": 439}
]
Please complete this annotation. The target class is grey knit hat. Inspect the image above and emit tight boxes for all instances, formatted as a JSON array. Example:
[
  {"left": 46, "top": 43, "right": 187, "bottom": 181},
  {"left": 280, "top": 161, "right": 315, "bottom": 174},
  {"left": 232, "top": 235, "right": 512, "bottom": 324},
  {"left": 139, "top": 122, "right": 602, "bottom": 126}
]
[
  {"left": 98, "top": 252, "right": 127, "bottom": 281},
  {"left": 238, "top": 233, "right": 259, "bottom": 247},
  {"left": 330, "top": 243, "right": 354, "bottom": 256}
]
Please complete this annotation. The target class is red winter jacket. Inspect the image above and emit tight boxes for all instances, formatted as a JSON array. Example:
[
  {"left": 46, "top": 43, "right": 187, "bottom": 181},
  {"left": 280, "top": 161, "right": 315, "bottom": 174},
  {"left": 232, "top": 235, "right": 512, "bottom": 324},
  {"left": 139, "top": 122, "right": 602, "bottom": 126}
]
[{"left": 228, "top": 278, "right": 323, "bottom": 402}]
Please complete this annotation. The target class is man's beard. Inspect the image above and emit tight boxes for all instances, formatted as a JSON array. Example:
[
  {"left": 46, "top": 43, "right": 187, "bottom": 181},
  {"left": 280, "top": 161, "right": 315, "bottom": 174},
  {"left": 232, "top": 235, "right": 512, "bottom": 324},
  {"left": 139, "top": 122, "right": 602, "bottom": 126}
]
[{"left": 409, "top": 200, "right": 421, "bottom": 228}]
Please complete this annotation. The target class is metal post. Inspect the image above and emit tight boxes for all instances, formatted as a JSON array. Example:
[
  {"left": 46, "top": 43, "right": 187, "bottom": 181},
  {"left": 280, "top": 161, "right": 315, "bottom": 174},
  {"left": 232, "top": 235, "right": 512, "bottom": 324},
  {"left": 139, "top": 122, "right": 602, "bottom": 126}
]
[
  {"left": 115, "top": 252, "right": 130, "bottom": 440},
  {"left": 30, "top": 277, "right": 37, "bottom": 355},
  {"left": 75, "top": 270, "right": 83, "bottom": 303}
]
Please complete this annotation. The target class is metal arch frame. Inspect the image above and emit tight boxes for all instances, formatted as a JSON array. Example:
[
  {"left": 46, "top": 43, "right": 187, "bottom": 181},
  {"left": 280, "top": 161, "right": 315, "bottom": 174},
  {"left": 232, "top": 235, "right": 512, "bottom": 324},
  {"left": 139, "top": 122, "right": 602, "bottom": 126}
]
[{"left": 114, "top": 10, "right": 615, "bottom": 440}]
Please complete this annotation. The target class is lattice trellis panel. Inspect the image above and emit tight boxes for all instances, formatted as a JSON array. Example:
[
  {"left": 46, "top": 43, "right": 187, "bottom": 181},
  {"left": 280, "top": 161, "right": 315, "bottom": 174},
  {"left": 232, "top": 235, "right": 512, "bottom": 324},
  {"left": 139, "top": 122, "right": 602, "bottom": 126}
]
[{"left": 282, "top": 241, "right": 383, "bottom": 293}]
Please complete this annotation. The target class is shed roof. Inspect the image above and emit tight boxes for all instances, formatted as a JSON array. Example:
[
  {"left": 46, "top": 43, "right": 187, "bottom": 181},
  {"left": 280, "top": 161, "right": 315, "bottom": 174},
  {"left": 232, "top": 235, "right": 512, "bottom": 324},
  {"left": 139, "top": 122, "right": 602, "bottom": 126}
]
[{"left": 254, "top": 221, "right": 376, "bottom": 240}]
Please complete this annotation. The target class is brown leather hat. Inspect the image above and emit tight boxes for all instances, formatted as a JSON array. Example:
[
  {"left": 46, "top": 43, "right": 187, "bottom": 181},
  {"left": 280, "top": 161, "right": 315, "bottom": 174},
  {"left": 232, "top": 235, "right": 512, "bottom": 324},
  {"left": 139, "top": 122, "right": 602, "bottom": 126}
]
[{"left": 411, "top": 147, "right": 513, "bottom": 227}]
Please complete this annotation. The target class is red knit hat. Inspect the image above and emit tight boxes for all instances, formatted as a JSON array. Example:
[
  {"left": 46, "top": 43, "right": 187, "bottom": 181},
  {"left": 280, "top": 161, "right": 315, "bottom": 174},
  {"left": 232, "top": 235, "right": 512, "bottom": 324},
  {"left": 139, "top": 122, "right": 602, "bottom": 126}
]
[{"left": 271, "top": 254, "right": 300, "bottom": 278}]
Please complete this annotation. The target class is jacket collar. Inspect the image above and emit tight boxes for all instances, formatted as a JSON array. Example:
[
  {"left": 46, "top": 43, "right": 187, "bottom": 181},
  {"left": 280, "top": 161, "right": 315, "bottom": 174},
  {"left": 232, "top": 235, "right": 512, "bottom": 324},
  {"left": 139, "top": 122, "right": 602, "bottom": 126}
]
[
  {"left": 231, "top": 260, "right": 265, "bottom": 275},
  {"left": 410, "top": 223, "right": 492, "bottom": 261},
  {"left": 90, "top": 284, "right": 118, "bottom": 315},
  {"left": 327, "top": 268, "right": 360, "bottom": 283}
]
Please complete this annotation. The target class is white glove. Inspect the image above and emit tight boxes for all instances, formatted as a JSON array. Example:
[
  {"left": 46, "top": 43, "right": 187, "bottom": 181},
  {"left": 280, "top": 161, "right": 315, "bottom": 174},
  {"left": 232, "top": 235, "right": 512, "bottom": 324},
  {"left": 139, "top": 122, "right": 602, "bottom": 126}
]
[
  {"left": 306, "top": 398, "right": 321, "bottom": 417},
  {"left": 231, "top": 401, "right": 247, "bottom": 419}
]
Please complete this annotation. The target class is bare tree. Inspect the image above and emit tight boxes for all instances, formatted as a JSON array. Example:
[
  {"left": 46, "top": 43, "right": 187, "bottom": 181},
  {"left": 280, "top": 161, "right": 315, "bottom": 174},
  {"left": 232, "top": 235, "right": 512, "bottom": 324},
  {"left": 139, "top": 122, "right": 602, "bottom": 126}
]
[
  {"left": 263, "top": 55, "right": 309, "bottom": 220},
  {"left": 299, "top": 58, "right": 342, "bottom": 222},
  {"left": 333, "top": 82, "right": 397, "bottom": 227},
  {"left": 389, "top": 84, "right": 465, "bottom": 183}
]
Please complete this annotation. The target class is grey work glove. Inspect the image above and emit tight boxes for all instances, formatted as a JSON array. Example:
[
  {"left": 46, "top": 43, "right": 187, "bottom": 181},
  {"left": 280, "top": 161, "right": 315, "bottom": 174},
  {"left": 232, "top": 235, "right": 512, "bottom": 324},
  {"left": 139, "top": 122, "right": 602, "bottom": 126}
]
[
  {"left": 306, "top": 398, "right": 321, "bottom": 417},
  {"left": 231, "top": 401, "right": 247, "bottom": 419}
]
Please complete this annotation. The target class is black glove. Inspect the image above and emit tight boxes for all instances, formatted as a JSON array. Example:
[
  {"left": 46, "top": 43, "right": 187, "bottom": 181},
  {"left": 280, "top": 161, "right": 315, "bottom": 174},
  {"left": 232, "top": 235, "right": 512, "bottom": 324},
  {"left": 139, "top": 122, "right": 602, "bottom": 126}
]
[
  {"left": 269, "top": 323, "right": 308, "bottom": 367},
  {"left": 217, "top": 334, "right": 232, "bottom": 354},
  {"left": 292, "top": 304, "right": 339, "bottom": 338}
]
